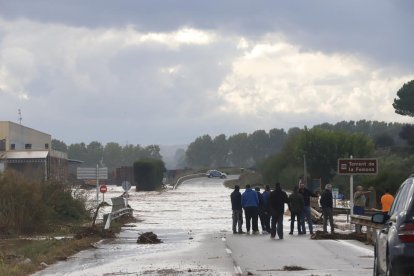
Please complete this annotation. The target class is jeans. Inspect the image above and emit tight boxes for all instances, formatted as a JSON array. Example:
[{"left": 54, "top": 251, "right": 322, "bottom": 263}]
[
  {"left": 322, "top": 207, "right": 334, "bottom": 233},
  {"left": 353, "top": 206, "right": 365, "bottom": 233},
  {"left": 244, "top": 207, "right": 259, "bottom": 232},
  {"left": 270, "top": 209, "right": 284, "bottom": 239},
  {"left": 300, "top": 206, "right": 314, "bottom": 234},
  {"left": 232, "top": 209, "right": 243, "bottom": 232}
]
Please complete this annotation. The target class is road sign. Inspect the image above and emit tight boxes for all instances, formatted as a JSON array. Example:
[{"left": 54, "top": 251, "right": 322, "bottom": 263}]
[
  {"left": 122, "top": 181, "right": 131, "bottom": 192},
  {"left": 77, "top": 167, "right": 108, "bottom": 180},
  {"left": 337, "top": 158, "right": 378, "bottom": 175},
  {"left": 100, "top": 185, "right": 107, "bottom": 193}
]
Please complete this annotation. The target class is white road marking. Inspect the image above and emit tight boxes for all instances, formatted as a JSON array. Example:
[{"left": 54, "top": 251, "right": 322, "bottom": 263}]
[{"left": 226, "top": 248, "right": 232, "bottom": 254}]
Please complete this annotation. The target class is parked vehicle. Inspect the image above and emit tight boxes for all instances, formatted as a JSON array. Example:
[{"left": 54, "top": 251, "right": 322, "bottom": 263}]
[
  {"left": 372, "top": 174, "right": 414, "bottom": 275},
  {"left": 207, "top": 170, "right": 226, "bottom": 179}
]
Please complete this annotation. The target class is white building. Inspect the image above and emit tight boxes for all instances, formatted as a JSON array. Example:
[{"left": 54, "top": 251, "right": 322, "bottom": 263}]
[{"left": 0, "top": 121, "right": 68, "bottom": 181}]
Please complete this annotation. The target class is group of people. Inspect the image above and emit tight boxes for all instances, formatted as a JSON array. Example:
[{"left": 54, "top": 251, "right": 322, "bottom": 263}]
[
  {"left": 230, "top": 180, "right": 336, "bottom": 239},
  {"left": 231, "top": 180, "right": 396, "bottom": 239}
]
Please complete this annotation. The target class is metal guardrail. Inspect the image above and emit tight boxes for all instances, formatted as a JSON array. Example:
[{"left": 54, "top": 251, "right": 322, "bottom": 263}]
[
  {"left": 173, "top": 173, "right": 205, "bottom": 189},
  {"left": 350, "top": 214, "right": 384, "bottom": 244},
  {"left": 103, "top": 196, "right": 133, "bottom": 230}
]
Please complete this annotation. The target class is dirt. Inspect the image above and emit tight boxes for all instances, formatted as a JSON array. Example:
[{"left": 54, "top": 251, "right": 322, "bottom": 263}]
[
  {"left": 74, "top": 227, "right": 116, "bottom": 239},
  {"left": 137, "top": 232, "right": 162, "bottom": 244},
  {"left": 311, "top": 230, "right": 367, "bottom": 242}
]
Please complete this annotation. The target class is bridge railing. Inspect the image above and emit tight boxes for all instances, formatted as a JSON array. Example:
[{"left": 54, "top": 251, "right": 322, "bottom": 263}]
[
  {"left": 350, "top": 214, "right": 384, "bottom": 244},
  {"left": 103, "top": 196, "right": 133, "bottom": 230},
  {"left": 173, "top": 173, "right": 206, "bottom": 189}
]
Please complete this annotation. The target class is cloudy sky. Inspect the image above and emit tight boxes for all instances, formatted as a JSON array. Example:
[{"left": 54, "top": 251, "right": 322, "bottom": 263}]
[{"left": 0, "top": 1, "right": 413, "bottom": 146}]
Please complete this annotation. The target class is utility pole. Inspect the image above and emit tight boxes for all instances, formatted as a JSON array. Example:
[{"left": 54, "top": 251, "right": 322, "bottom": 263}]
[{"left": 18, "top": 109, "right": 22, "bottom": 124}]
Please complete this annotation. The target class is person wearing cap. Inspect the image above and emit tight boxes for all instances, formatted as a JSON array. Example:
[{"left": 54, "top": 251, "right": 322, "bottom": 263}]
[
  {"left": 268, "top": 182, "right": 288, "bottom": 239},
  {"left": 241, "top": 184, "right": 259, "bottom": 234},
  {"left": 381, "top": 189, "right": 394, "bottom": 214},
  {"left": 320, "top": 184, "right": 334, "bottom": 234},
  {"left": 230, "top": 185, "right": 244, "bottom": 234},
  {"left": 353, "top": 185, "right": 371, "bottom": 233}
]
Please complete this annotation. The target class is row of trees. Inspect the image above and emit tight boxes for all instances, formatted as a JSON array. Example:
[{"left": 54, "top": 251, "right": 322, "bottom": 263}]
[
  {"left": 185, "top": 121, "right": 409, "bottom": 169},
  {"left": 185, "top": 128, "right": 288, "bottom": 168},
  {"left": 52, "top": 140, "right": 162, "bottom": 171}
]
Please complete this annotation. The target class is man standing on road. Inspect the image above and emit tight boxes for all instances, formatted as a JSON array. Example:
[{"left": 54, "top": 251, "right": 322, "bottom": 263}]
[
  {"left": 353, "top": 185, "right": 371, "bottom": 233},
  {"left": 262, "top": 185, "right": 271, "bottom": 233},
  {"left": 242, "top": 184, "right": 259, "bottom": 234},
  {"left": 268, "top": 182, "right": 288, "bottom": 239},
  {"left": 255, "top": 187, "right": 266, "bottom": 233},
  {"left": 298, "top": 178, "right": 318, "bottom": 235},
  {"left": 381, "top": 189, "right": 394, "bottom": 214},
  {"left": 231, "top": 185, "right": 244, "bottom": 234},
  {"left": 320, "top": 184, "right": 334, "bottom": 234},
  {"left": 288, "top": 186, "right": 304, "bottom": 235}
]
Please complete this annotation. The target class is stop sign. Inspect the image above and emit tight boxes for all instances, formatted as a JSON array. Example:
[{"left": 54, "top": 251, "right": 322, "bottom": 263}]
[{"left": 99, "top": 185, "right": 107, "bottom": 193}]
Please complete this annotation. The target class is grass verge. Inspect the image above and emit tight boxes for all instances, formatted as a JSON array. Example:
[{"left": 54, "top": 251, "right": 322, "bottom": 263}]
[{"left": 0, "top": 215, "right": 137, "bottom": 276}]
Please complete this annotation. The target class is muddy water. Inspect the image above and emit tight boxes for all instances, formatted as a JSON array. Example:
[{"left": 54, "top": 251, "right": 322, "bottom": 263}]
[{"left": 34, "top": 177, "right": 233, "bottom": 275}]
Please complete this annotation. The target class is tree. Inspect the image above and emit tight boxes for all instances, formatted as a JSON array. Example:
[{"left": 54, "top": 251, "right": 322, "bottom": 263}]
[
  {"left": 399, "top": 124, "right": 414, "bottom": 147},
  {"left": 393, "top": 80, "right": 414, "bottom": 117},
  {"left": 103, "top": 142, "right": 123, "bottom": 171},
  {"left": 186, "top": 135, "right": 214, "bottom": 167},
  {"left": 52, "top": 139, "right": 68, "bottom": 152}
]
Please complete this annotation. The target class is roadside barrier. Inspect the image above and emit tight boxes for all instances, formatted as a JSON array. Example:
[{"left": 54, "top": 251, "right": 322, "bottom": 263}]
[
  {"left": 350, "top": 214, "right": 383, "bottom": 244},
  {"left": 103, "top": 196, "right": 133, "bottom": 230},
  {"left": 173, "top": 173, "right": 205, "bottom": 189}
]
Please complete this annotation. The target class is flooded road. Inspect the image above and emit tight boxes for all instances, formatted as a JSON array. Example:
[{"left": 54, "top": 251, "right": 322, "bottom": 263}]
[
  {"left": 35, "top": 177, "right": 235, "bottom": 275},
  {"left": 35, "top": 177, "right": 374, "bottom": 275}
]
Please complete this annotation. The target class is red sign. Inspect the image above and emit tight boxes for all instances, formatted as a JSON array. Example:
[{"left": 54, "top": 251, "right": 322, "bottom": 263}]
[
  {"left": 338, "top": 158, "right": 378, "bottom": 175},
  {"left": 99, "top": 185, "right": 107, "bottom": 193}
]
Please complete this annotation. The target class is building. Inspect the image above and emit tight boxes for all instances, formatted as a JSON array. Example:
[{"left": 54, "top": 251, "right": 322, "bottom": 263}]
[{"left": 0, "top": 121, "right": 68, "bottom": 181}]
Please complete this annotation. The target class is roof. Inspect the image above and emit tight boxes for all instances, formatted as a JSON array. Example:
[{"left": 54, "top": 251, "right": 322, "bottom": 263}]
[{"left": 4, "top": 150, "right": 49, "bottom": 159}]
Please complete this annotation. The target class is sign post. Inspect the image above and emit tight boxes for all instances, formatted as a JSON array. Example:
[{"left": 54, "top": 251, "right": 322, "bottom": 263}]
[
  {"left": 337, "top": 157, "right": 378, "bottom": 215},
  {"left": 76, "top": 166, "right": 108, "bottom": 205},
  {"left": 122, "top": 181, "right": 131, "bottom": 207},
  {"left": 100, "top": 184, "right": 107, "bottom": 202}
]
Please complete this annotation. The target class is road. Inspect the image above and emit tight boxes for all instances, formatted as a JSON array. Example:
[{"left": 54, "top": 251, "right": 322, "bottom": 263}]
[{"left": 34, "top": 177, "right": 374, "bottom": 275}]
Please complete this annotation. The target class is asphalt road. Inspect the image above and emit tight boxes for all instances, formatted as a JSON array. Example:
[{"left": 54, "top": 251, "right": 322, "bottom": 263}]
[{"left": 34, "top": 176, "right": 374, "bottom": 275}]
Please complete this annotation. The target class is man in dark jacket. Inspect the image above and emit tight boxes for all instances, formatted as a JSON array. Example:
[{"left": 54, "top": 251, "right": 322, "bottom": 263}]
[
  {"left": 231, "top": 185, "right": 244, "bottom": 234},
  {"left": 268, "top": 182, "right": 288, "bottom": 239},
  {"left": 242, "top": 184, "right": 259, "bottom": 234},
  {"left": 262, "top": 185, "right": 271, "bottom": 233},
  {"left": 320, "top": 183, "right": 334, "bottom": 234},
  {"left": 288, "top": 186, "right": 304, "bottom": 235},
  {"left": 298, "top": 179, "right": 318, "bottom": 235},
  {"left": 255, "top": 187, "right": 266, "bottom": 233}
]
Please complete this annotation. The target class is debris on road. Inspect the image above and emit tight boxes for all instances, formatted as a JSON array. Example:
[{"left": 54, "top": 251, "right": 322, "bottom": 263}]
[
  {"left": 137, "top": 232, "right": 162, "bottom": 244},
  {"left": 311, "top": 230, "right": 366, "bottom": 242}
]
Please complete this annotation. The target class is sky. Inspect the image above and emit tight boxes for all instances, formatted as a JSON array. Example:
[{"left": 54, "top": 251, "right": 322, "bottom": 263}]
[{"left": 0, "top": 0, "right": 413, "bottom": 146}]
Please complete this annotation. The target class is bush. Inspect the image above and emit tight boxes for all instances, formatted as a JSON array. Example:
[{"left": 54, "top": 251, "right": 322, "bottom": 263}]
[
  {"left": 133, "top": 158, "right": 166, "bottom": 191},
  {"left": 0, "top": 170, "right": 90, "bottom": 235}
]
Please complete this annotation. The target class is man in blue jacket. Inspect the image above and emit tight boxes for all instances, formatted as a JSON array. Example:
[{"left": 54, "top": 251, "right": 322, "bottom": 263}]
[{"left": 242, "top": 184, "right": 259, "bottom": 234}]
